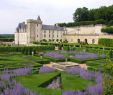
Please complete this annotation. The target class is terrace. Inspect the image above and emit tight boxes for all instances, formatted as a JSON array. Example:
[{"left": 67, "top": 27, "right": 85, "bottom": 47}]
[{"left": 44, "top": 62, "right": 88, "bottom": 71}]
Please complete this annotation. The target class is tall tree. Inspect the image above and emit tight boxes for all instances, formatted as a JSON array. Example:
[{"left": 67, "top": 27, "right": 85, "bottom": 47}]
[{"left": 73, "top": 7, "right": 89, "bottom": 22}]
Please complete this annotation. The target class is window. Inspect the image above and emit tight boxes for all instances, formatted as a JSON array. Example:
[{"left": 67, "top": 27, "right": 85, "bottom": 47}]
[
  {"left": 92, "top": 39, "right": 95, "bottom": 44},
  {"left": 77, "top": 39, "right": 80, "bottom": 43},
  {"left": 44, "top": 34, "right": 46, "bottom": 38},
  {"left": 44, "top": 31, "right": 46, "bottom": 33},
  {"left": 85, "top": 39, "right": 88, "bottom": 44},
  {"left": 56, "top": 39, "right": 59, "bottom": 42}
]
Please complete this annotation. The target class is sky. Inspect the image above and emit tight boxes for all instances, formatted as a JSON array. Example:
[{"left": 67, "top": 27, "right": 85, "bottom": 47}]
[{"left": 0, "top": 0, "right": 113, "bottom": 34}]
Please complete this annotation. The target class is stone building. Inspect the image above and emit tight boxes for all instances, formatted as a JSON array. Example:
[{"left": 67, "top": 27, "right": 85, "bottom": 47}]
[
  {"left": 15, "top": 17, "right": 113, "bottom": 45},
  {"left": 64, "top": 24, "right": 113, "bottom": 44},
  {"left": 15, "top": 16, "right": 65, "bottom": 45}
]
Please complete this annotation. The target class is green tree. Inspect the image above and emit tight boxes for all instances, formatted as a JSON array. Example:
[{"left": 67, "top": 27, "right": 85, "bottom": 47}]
[{"left": 73, "top": 7, "right": 89, "bottom": 22}]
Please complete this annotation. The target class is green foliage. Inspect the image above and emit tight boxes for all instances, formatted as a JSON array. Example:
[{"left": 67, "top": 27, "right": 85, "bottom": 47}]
[
  {"left": 103, "top": 74, "right": 113, "bottom": 95},
  {"left": 16, "top": 72, "right": 94, "bottom": 95},
  {"left": 0, "top": 34, "right": 14, "bottom": 39},
  {"left": 108, "top": 20, "right": 113, "bottom": 26},
  {"left": 0, "top": 53, "right": 41, "bottom": 71},
  {"left": 103, "top": 62, "right": 113, "bottom": 75},
  {"left": 73, "top": 5, "right": 113, "bottom": 23},
  {"left": 101, "top": 27, "right": 113, "bottom": 34},
  {"left": 95, "top": 19, "right": 106, "bottom": 24},
  {"left": 62, "top": 73, "right": 94, "bottom": 90},
  {"left": 16, "top": 73, "right": 61, "bottom": 95},
  {"left": 0, "top": 45, "right": 55, "bottom": 54},
  {"left": 99, "top": 38, "right": 113, "bottom": 47},
  {"left": 73, "top": 7, "right": 90, "bottom": 22},
  {"left": 58, "top": 5, "right": 113, "bottom": 27},
  {"left": 0, "top": 34, "right": 14, "bottom": 42}
]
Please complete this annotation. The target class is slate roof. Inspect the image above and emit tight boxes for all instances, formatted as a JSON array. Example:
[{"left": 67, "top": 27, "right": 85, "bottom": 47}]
[
  {"left": 42, "top": 25, "right": 64, "bottom": 31},
  {"left": 17, "top": 22, "right": 26, "bottom": 29}
]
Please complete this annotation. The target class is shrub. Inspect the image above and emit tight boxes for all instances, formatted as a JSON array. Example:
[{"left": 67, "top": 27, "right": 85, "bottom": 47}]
[
  {"left": 101, "top": 27, "right": 113, "bottom": 34},
  {"left": 99, "top": 38, "right": 113, "bottom": 47}
]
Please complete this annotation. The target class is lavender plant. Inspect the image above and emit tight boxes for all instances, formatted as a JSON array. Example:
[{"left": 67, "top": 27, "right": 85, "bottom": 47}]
[
  {"left": 0, "top": 67, "right": 37, "bottom": 95},
  {"left": 44, "top": 52, "right": 65, "bottom": 59},
  {"left": 39, "top": 66, "right": 56, "bottom": 73},
  {"left": 64, "top": 66, "right": 103, "bottom": 95}
]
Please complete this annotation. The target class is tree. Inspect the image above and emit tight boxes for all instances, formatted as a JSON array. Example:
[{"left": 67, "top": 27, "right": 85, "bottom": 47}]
[
  {"left": 73, "top": 7, "right": 89, "bottom": 22},
  {"left": 58, "top": 5, "right": 113, "bottom": 27}
]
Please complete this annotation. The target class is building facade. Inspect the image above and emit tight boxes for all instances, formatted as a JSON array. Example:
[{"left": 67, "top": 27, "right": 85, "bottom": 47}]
[
  {"left": 15, "top": 16, "right": 65, "bottom": 45},
  {"left": 15, "top": 17, "right": 113, "bottom": 45},
  {"left": 64, "top": 25, "right": 113, "bottom": 44}
]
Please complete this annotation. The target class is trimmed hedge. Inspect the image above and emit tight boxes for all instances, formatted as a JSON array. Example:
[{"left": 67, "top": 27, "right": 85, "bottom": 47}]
[
  {"left": 99, "top": 38, "right": 113, "bottom": 47},
  {"left": 57, "top": 20, "right": 106, "bottom": 27},
  {"left": 35, "top": 42, "right": 113, "bottom": 52},
  {"left": 0, "top": 45, "right": 55, "bottom": 54},
  {"left": 101, "top": 27, "right": 113, "bottom": 34},
  {"left": 38, "top": 73, "right": 61, "bottom": 87}
]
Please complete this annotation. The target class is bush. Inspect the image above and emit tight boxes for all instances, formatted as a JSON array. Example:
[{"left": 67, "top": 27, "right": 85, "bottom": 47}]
[
  {"left": 99, "top": 38, "right": 113, "bottom": 47},
  {"left": 108, "top": 20, "right": 113, "bottom": 26},
  {"left": 0, "top": 45, "right": 55, "bottom": 54},
  {"left": 95, "top": 19, "right": 106, "bottom": 24},
  {"left": 101, "top": 27, "right": 113, "bottom": 34}
]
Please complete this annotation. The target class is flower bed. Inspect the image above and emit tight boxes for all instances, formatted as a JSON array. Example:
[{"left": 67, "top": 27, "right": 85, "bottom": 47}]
[
  {"left": 38, "top": 65, "right": 103, "bottom": 95},
  {"left": 64, "top": 67, "right": 103, "bottom": 95},
  {"left": 39, "top": 66, "right": 56, "bottom": 73},
  {"left": 44, "top": 52, "right": 65, "bottom": 59},
  {"left": 0, "top": 67, "right": 37, "bottom": 95},
  {"left": 44, "top": 51, "right": 106, "bottom": 61}
]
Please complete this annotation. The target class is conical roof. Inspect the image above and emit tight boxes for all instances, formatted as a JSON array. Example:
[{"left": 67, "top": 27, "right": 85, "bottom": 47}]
[
  {"left": 37, "top": 16, "right": 41, "bottom": 21},
  {"left": 37, "top": 16, "right": 42, "bottom": 23}
]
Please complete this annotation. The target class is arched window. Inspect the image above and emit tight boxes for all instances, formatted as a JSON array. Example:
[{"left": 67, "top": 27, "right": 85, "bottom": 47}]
[
  {"left": 92, "top": 39, "right": 95, "bottom": 44},
  {"left": 77, "top": 39, "right": 80, "bottom": 43},
  {"left": 85, "top": 39, "right": 88, "bottom": 44}
]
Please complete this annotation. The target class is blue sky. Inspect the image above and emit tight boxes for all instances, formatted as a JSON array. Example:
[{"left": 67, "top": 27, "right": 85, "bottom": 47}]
[{"left": 0, "top": 0, "right": 113, "bottom": 34}]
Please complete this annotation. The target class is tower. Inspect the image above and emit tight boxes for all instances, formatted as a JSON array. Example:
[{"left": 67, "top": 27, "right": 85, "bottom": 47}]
[
  {"left": 27, "top": 16, "right": 43, "bottom": 44},
  {"left": 36, "top": 16, "right": 43, "bottom": 42}
]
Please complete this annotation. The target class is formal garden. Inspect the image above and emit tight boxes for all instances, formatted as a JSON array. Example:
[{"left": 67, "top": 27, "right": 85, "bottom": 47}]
[{"left": 0, "top": 44, "right": 113, "bottom": 95}]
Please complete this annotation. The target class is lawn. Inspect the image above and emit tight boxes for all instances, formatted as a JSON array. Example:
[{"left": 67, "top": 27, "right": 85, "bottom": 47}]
[
  {"left": 85, "top": 59, "right": 107, "bottom": 70},
  {"left": 61, "top": 72, "right": 95, "bottom": 90},
  {"left": 16, "top": 72, "right": 61, "bottom": 95},
  {"left": 0, "top": 53, "right": 42, "bottom": 70},
  {"left": 15, "top": 72, "right": 95, "bottom": 95}
]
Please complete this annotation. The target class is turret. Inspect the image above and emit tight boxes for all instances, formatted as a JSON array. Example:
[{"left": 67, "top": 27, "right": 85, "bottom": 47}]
[
  {"left": 36, "top": 16, "right": 43, "bottom": 41},
  {"left": 37, "top": 16, "right": 42, "bottom": 24}
]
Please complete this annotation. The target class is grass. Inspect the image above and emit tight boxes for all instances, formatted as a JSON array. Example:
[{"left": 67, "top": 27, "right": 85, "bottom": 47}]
[
  {"left": 85, "top": 59, "right": 107, "bottom": 70},
  {"left": 16, "top": 72, "right": 61, "bottom": 95},
  {"left": 61, "top": 72, "right": 95, "bottom": 91},
  {"left": 15, "top": 72, "right": 95, "bottom": 95},
  {"left": 0, "top": 53, "right": 42, "bottom": 70}
]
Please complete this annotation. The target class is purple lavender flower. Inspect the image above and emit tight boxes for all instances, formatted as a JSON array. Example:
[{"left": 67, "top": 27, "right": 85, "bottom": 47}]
[
  {"left": 39, "top": 66, "right": 55, "bottom": 73},
  {"left": 44, "top": 52, "right": 65, "bottom": 59}
]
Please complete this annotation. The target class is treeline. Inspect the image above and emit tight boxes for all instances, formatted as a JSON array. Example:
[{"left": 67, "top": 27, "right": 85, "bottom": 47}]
[
  {"left": 0, "top": 34, "right": 14, "bottom": 42},
  {"left": 0, "top": 34, "right": 14, "bottom": 39},
  {"left": 57, "top": 5, "right": 113, "bottom": 27},
  {"left": 0, "top": 38, "right": 14, "bottom": 42}
]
